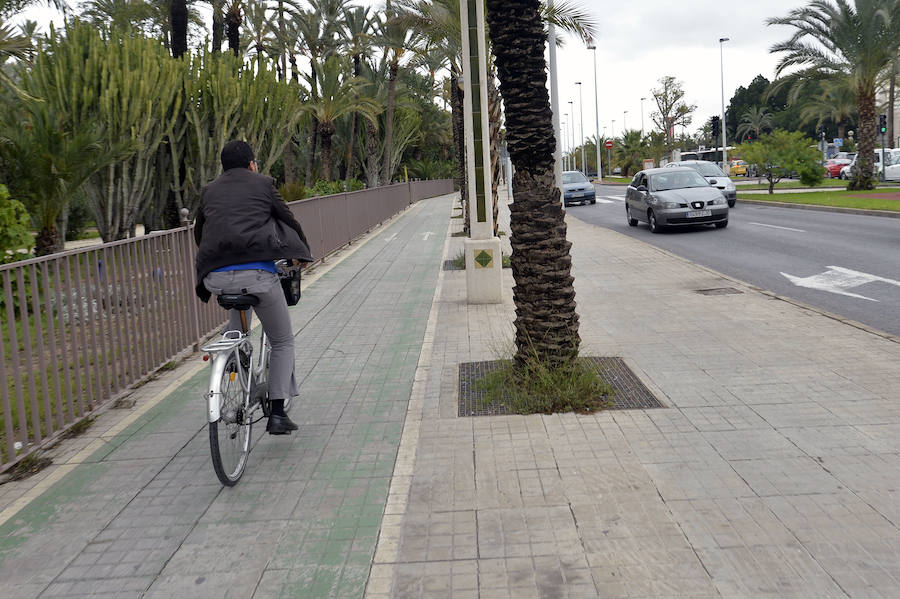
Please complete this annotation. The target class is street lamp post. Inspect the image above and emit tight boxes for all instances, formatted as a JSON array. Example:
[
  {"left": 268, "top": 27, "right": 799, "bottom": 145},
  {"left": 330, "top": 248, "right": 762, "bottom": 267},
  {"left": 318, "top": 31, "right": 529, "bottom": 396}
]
[
  {"left": 719, "top": 37, "right": 730, "bottom": 173},
  {"left": 568, "top": 100, "right": 575, "bottom": 170},
  {"left": 640, "top": 97, "right": 646, "bottom": 136},
  {"left": 588, "top": 43, "right": 602, "bottom": 182},
  {"left": 623, "top": 110, "right": 628, "bottom": 133},
  {"left": 611, "top": 119, "right": 616, "bottom": 139},
  {"left": 576, "top": 81, "right": 586, "bottom": 175},
  {"left": 562, "top": 116, "right": 568, "bottom": 169}
]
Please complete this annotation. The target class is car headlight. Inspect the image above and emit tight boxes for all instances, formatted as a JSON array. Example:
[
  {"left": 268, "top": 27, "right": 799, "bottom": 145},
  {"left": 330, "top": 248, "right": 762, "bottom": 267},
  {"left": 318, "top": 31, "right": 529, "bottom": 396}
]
[
  {"left": 708, "top": 197, "right": 724, "bottom": 205},
  {"left": 725, "top": 183, "right": 736, "bottom": 191},
  {"left": 661, "top": 200, "right": 680, "bottom": 208}
]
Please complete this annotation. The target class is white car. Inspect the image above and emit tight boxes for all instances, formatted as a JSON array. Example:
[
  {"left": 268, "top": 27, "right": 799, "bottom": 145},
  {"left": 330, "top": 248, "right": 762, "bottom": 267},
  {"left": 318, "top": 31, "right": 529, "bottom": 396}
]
[
  {"left": 840, "top": 149, "right": 898, "bottom": 180},
  {"left": 665, "top": 160, "right": 736, "bottom": 207}
]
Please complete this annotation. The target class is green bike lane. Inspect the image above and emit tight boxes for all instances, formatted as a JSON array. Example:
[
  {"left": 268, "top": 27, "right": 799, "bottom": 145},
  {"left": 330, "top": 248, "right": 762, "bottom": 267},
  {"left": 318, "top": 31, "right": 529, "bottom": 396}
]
[{"left": 0, "top": 193, "right": 453, "bottom": 598}]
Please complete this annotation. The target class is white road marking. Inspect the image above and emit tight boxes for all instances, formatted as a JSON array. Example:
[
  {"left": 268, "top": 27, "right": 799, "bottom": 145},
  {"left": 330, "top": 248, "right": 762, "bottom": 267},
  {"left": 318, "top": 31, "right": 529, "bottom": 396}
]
[
  {"left": 421, "top": 231, "right": 433, "bottom": 240},
  {"left": 749, "top": 222, "right": 806, "bottom": 232},
  {"left": 592, "top": 198, "right": 614, "bottom": 204},
  {"left": 781, "top": 265, "right": 900, "bottom": 302},
  {"left": 385, "top": 233, "right": 398, "bottom": 243},
  {"left": 603, "top": 195, "right": 625, "bottom": 202}
]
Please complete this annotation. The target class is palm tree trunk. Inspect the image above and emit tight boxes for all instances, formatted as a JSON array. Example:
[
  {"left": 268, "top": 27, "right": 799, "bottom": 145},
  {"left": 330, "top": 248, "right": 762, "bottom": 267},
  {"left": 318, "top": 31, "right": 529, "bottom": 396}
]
[
  {"left": 345, "top": 54, "right": 362, "bottom": 186},
  {"left": 382, "top": 60, "right": 399, "bottom": 184},
  {"left": 305, "top": 64, "right": 319, "bottom": 185},
  {"left": 450, "top": 70, "right": 468, "bottom": 227},
  {"left": 226, "top": 9, "right": 241, "bottom": 57},
  {"left": 212, "top": 6, "right": 224, "bottom": 53},
  {"left": 319, "top": 122, "right": 335, "bottom": 181},
  {"left": 34, "top": 226, "right": 62, "bottom": 257},
  {"left": 488, "top": 71, "right": 502, "bottom": 237},
  {"left": 485, "top": 0, "right": 580, "bottom": 368},
  {"left": 851, "top": 86, "right": 876, "bottom": 190},
  {"left": 170, "top": 0, "right": 188, "bottom": 58},
  {"left": 365, "top": 119, "right": 379, "bottom": 188}
]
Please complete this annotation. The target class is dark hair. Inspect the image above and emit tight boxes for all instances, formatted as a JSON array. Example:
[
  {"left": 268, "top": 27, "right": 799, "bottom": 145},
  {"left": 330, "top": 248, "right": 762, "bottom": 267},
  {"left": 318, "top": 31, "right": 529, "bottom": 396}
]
[{"left": 221, "top": 140, "right": 255, "bottom": 171}]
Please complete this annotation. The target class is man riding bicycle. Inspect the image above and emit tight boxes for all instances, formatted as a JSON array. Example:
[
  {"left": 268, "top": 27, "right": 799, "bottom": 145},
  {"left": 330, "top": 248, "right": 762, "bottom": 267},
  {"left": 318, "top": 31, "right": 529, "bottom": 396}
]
[{"left": 194, "top": 140, "right": 312, "bottom": 435}]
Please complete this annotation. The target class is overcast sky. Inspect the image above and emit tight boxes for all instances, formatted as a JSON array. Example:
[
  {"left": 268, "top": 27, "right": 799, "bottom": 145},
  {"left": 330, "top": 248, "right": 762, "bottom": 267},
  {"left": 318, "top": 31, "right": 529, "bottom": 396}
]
[{"left": 15, "top": 0, "right": 812, "bottom": 145}]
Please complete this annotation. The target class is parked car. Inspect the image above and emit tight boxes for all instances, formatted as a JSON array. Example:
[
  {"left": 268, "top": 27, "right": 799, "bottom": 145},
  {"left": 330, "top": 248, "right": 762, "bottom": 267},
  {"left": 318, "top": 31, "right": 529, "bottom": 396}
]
[
  {"left": 625, "top": 167, "right": 729, "bottom": 233},
  {"left": 665, "top": 160, "right": 737, "bottom": 207},
  {"left": 824, "top": 158, "right": 851, "bottom": 178},
  {"left": 561, "top": 170, "right": 596, "bottom": 206},
  {"left": 730, "top": 159, "right": 749, "bottom": 176},
  {"left": 840, "top": 149, "right": 893, "bottom": 180}
]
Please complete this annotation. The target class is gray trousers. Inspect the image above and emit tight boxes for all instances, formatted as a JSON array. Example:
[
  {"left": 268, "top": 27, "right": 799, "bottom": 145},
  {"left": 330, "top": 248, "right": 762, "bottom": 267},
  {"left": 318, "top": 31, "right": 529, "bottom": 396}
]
[{"left": 203, "top": 269, "right": 298, "bottom": 400}]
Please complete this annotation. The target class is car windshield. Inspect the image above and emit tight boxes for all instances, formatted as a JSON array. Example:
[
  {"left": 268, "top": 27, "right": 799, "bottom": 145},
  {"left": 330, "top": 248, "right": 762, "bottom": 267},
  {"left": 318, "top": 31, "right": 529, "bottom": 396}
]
[
  {"left": 649, "top": 171, "right": 710, "bottom": 191},
  {"left": 688, "top": 162, "right": 727, "bottom": 177},
  {"left": 562, "top": 172, "right": 588, "bottom": 184}
]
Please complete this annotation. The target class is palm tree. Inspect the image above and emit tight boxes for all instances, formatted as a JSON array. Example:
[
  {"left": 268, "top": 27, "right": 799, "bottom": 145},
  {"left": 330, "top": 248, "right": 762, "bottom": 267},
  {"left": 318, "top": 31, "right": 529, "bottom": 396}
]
[
  {"left": 485, "top": 0, "right": 579, "bottom": 368},
  {"left": 224, "top": 0, "right": 243, "bottom": 56},
  {"left": 170, "top": 0, "right": 188, "bottom": 57},
  {"left": 0, "top": 21, "right": 33, "bottom": 97},
  {"left": 614, "top": 129, "right": 646, "bottom": 177},
  {"left": 243, "top": 0, "right": 275, "bottom": 72},
  {"left": 768, "top": 0, "right": 900, "bottom": 190},
  {"left": 300, "top": 56, "right": 380, "bottom": 181},
  {"left": 375, "top": 4, "right": 422, "bottom": 184},
  {"left": 794, "top": 78, "right": 857, "bottom": 138},
  {"left": 736, "top": 106, "right": 774, "bottom": 142},
  {"left": 339, "top": 5, "right": 378, "bottom": 184}
]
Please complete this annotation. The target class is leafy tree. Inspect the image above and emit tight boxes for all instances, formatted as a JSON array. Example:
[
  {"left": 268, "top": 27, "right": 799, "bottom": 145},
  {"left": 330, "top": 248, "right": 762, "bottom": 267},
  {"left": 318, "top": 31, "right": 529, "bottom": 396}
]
[
  {"left": 650, "top": 75, "right": 696, "bottom": 148},
  {"left": 768, "top": 0, "right": 900, "bottom": 190},
  {"left": 0, "top": 184, "right": 32, "bottom": 262},
  {"left": 725, "top": 75, "right": 771, "bottom": 138},
  {"left": 736, "top": 129, "right": 823, "bottom": 194},
  {"left": 486, "top": 0, "right": 579, "bottom": 368}
]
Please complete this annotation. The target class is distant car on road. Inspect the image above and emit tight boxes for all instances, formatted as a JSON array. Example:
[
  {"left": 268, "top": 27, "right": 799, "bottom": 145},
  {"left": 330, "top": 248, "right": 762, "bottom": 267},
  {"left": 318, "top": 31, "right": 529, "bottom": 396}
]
[
  {"left": 561, "top": 170, "right": 596, "bottom": 206},
  {"left": 625, "top": 167, "right": 729, "bottom": 233},
  {"left": 824, "top": 158, "right": 851, "bottom": 178},
  {"left": 665, "top": 160, "right": 737, "bottom": 207},
  {"left": 730, "top": 159, "right": 749, "bottom": 176},
  {"left": 840, "top": 150, "right": 892, "bottom": 180}
]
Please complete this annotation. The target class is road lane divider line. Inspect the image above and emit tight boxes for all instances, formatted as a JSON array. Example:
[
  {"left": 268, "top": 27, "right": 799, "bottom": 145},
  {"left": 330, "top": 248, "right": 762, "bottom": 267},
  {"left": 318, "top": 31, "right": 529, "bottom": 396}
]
[{"left": 749, "top": 222, "right": 805, "bottom": 232}]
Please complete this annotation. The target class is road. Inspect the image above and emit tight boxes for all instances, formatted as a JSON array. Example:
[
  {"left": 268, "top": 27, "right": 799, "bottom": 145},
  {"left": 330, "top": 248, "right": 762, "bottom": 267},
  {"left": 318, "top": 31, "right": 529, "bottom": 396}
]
[{"left": 568, "top": 183, "right": 900, "bottom": 337}]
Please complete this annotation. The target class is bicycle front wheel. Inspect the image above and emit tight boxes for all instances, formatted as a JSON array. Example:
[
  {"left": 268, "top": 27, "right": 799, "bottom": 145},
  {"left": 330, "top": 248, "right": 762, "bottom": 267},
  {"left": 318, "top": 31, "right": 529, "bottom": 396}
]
[{"left": 209, "top": 355, "right": 251, "bottom": 486}]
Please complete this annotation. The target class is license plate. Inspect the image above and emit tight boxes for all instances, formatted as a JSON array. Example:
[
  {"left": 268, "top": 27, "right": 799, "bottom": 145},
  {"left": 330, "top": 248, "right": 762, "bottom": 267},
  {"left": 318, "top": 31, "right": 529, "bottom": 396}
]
[
  {"left": 572, "top": 192, "right": 584, "bottom": 197},
  {"left": 686, "top": 209, "right": 711, "bottom": 218}
]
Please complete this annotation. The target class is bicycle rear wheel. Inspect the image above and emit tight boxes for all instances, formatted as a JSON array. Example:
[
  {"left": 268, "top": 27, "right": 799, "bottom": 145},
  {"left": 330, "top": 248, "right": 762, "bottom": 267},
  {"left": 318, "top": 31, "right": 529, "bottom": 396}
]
[{"left": 209, "top": 355, "right": 251, "bottom": 486}]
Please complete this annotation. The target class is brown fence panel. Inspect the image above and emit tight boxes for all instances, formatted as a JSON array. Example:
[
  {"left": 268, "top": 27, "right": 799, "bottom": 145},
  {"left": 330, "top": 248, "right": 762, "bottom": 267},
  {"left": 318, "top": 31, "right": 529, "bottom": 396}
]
[{"left": 0, "top": 180, "right": 453, "bottom": 470}]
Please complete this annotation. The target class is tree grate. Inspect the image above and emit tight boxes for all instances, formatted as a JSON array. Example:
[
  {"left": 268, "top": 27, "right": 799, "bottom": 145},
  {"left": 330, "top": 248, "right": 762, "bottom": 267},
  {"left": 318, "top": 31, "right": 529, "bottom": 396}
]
[{"left": 458, "top": 357, "right": 665, "bottom": 417}]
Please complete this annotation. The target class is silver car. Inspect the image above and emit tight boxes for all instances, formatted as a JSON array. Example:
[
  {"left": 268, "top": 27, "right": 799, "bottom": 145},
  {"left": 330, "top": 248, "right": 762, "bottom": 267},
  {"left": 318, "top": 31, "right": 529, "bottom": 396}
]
[
  {"left": 667, "top": 160, "right": 737, "bottom": 206},
  {"left": 626, "top": 167, "right": 729, "bottom": 233},
  {"left": 561, "top": 170, "right": 596, "bottom": 206}
]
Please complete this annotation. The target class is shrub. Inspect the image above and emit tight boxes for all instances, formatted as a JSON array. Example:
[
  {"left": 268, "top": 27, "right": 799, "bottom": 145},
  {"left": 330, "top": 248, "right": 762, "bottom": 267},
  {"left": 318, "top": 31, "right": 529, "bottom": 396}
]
[{"left": 0, "top": 184, "right": 33, "bottom": 263}]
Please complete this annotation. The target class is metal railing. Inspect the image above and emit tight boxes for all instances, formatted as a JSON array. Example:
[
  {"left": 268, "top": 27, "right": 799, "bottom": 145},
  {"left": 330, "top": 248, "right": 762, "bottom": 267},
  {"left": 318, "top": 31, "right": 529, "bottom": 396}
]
[{"left": 1, "top": 179, "right": 453, "bottom": 469}]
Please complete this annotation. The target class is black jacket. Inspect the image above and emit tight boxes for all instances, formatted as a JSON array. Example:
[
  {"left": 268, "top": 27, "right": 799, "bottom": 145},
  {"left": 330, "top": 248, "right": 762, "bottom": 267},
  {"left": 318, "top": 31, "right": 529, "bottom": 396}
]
[{"left": 194, "top": 167, "right": 312, "bottom": 302}]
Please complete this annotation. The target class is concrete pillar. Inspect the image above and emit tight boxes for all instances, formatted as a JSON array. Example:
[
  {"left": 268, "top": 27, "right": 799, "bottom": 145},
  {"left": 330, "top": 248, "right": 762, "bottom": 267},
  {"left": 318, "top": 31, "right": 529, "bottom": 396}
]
[{"left": 460, "top": 0, "right": 502, "bottom": 304}]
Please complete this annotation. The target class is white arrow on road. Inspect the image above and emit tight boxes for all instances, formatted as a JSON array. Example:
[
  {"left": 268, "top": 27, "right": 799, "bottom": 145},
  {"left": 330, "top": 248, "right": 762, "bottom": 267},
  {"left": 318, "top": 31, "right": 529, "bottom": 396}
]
[
  {"left": 781, "top": 265, "right": 900, "bottom": 301},
  {"left": 421, "top": 231, "right": 433, "bottom": 240},
  {"left": 385, "top": 233, "right": 398, "bottom": 243}
]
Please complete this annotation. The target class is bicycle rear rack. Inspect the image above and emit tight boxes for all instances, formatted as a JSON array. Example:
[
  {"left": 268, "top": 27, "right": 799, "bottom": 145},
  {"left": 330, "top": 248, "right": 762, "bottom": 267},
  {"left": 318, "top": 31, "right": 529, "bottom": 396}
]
[{"left": 201, "top": 330, "right": 246, "bottom": 353}]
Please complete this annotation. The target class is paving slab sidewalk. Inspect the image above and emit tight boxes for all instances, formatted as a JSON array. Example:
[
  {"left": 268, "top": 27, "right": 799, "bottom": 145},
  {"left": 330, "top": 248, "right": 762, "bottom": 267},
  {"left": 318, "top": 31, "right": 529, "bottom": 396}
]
[{"left": 367, "top": 189, "right": 900, "bottom": 598}]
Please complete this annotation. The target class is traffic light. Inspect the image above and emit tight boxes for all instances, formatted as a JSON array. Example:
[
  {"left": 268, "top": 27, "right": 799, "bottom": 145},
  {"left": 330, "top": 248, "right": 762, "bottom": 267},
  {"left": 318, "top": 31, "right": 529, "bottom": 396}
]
[
  {"left": 879, "top": 114, "right": 887, "bottom": 134},
  {"left": 711, "top": 116, "right": 721, "bottom": 139}
]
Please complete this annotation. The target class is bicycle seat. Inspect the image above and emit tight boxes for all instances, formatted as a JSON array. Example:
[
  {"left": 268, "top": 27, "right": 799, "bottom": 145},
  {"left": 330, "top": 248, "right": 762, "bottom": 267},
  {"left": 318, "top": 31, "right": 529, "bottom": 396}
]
[{"left": 216, "top": 293, "right": 260, "bottom": 311}]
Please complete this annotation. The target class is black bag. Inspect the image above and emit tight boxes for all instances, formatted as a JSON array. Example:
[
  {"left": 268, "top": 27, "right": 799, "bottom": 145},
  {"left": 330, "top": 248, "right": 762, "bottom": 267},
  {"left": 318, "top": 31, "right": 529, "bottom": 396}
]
[{"left": 279, "top": 264, "right": 301, "bottom": 306}]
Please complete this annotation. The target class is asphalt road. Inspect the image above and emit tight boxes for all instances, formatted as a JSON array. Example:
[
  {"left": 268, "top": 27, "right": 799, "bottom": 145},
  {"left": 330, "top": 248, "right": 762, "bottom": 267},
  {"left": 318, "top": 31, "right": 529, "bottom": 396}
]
[{"left": 568, "top": 183, "right": 900, "bottom": 337}]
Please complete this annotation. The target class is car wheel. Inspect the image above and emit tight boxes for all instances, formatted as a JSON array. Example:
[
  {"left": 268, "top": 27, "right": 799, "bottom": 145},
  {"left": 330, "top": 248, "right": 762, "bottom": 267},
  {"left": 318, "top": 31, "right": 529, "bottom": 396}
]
[
  {"left": 715, "top": 220, "right": 728, "bottom": 229},
  {"left": 728, "top": 200, "right": 735, "bottom": 208},
  {"left": 626, "top": 205, "right": 638, "bottom": 227},
  {"left": 590, "top": 198, "right": 596, "bottom": 205},
  {"left": 648, "top": 210, "right": 662, "bottom": 233}
]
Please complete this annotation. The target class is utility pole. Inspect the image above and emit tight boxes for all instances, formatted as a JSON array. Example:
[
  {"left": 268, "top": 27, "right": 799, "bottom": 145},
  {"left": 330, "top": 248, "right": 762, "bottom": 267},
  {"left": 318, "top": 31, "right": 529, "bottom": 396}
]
[{"left": 576, "top": 82, "right": 586, "bottom": 175}]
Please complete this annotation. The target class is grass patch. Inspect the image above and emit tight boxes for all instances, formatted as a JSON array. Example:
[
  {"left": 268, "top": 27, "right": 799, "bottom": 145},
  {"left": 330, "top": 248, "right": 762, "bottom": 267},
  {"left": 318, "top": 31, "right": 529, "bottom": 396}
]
[
  {"left": 475, "top": 352, "right": 614, "bottom": 414},
  {"left": 450, "top": 214, "right": 464, "bottom": 219},
  {"left": 600, "top": 176, "right": 632, "bottom": 184},
  {"left": 737, "top": 188, "right": 900, "bottom": 211},
  {"left": 3, "top": 452, "right": 53, "bottom": 482},
  {"left": 62, "top": 415, "right": 94, "bottom": 439},
  {"left": 735, "top": 180, "right": 840, "bottom": 190}
]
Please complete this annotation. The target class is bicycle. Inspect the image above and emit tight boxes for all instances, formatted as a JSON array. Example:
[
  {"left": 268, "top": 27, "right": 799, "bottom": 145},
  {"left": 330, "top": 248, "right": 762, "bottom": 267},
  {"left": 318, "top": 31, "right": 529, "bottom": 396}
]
[{"left": 200, "top": 264, "right": 294, "bottom": 486}]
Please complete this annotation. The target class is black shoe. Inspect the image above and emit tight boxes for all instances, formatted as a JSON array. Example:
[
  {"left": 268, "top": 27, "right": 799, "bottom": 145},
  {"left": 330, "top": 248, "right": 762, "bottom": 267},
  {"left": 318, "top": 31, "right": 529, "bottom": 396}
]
[{"left": 266, "top": 414, "right": 298, "bottom": 435}]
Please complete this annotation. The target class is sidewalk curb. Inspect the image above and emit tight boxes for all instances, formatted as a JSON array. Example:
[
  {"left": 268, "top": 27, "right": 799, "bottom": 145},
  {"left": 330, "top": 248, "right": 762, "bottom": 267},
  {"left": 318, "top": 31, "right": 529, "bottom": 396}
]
[{"left": 738, "top": 198, "right": 900, "bottom": 218}]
